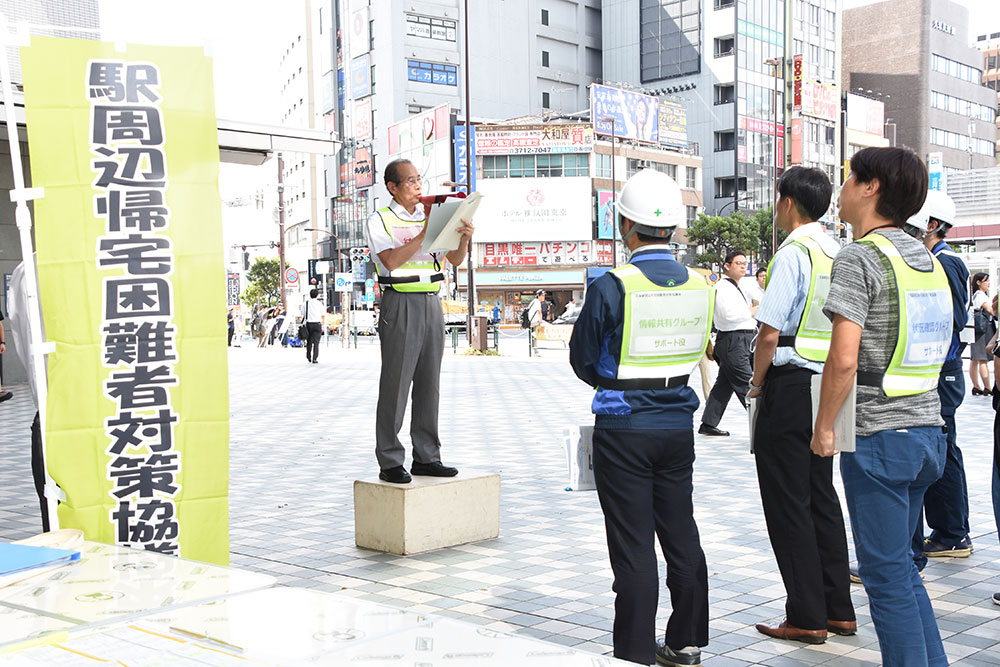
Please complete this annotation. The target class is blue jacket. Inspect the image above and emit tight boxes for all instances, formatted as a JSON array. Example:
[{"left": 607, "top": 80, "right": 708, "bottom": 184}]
[
  {"left": 932, "top": 240, "right": 969, "bottom": 363},
  {"left": 569, "top": 246, "right": 700, "bottom": 430}
]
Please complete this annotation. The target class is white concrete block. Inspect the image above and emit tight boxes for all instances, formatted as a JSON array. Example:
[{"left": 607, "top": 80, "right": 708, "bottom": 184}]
[{"left": 354, "top": 471, "right": 500, "bottom": 555}]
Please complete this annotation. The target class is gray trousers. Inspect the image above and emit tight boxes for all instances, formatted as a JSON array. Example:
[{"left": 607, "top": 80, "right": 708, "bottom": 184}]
[
  {"left": 375, "top": 288, "right": 445, "bottom": 470},
  {"left": 702, "top": 330, "right": 754, "bottom": 427}
]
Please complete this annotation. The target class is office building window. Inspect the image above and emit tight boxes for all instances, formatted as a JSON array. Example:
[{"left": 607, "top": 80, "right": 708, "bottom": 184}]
[
  {"left": 929, "top": 127, "right": 994, "bottom": 156},
  {"left": 715, "top": 83, "right": 735, "bottom": 104},
  {"left": 931, "top": 53, "right": 983, "bottom": 84},
  {"left": 686, "top": 166, "right": 697, "bottom": 189},
  {"left": 714, "top": 131, "right": 735, "bottom": 151},
  {"left": 714, "top": 36, "right": 735, "bottom": 57},
  {"left": 542, "top": 50, "right": 549, "bottom": 67},
  {"left": 714, "top": 0, "right": 734, "bottom": 8},
  {"left": 541, "top": 8, "right": 549, "bottom": 25},
  {"left": 640, "top": 0, "right": 701, "bottom": 82},
  {"left": 481, "top": 154, "right": 589, "bottom": 179},
  {"left": 686, "top": 206, "right": 698, "bottom": 223},
  {"left": 542, "top": 91, "right": 550, "bottom": 108},
  {"left": 931, "top": 90, "right": 995, "bottom": 122},
  {"left": 595, "top": 153, "right": 612, "bottom": 178}
]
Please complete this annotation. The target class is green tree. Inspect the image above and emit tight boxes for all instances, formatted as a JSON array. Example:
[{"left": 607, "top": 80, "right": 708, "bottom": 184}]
[
  {"left": 241, "top": 257, "right": 281, "bottom": 306},
  {"left": 755, "top": 206, "right": 788, "bottom": 263},
  {"left": 685, "top": 210, "right": 761, "bottom": 267}
]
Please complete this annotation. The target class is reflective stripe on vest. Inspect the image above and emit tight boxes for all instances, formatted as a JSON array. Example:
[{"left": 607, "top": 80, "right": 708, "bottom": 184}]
[
  {"left": 767, "top": 235, "right": 836, "bottom": 362},
  {"left": 375, "top": 207, "right": 443, "bottom": 293},
  {"left": 857, "top": 232, "right": 952, "bottom": 397},
  {"left": 610, "top": 261, "right": 715, "bottom": 384}
]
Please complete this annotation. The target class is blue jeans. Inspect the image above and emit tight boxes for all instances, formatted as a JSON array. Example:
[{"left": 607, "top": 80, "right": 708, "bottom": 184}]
[{"left": 841, "top": 426, "right": 948, "bottom": 667}]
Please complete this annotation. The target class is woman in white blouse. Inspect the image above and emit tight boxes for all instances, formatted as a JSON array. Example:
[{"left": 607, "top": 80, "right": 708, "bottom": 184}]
[{"left": 970, "top": 272, "right": 994, "bottom": 395}]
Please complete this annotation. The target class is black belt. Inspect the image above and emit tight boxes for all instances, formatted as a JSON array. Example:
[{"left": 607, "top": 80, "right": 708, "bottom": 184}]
[
  {"left": 856, "top": 370, "right": 883, "bottom": 388},
  {"left": 767, "top": 364, "right": 815, "bottom": 379},
  {"left": 597, "top": 375, "right": 689, "bottom": 390},
  {"left": 777, "top": 335, "right": 796, "bottom": 347},
  {"left": 378, "top": 273, "right": 445, "bottom": 286},
  {"left": 718, "top": 329, "right": 756, "bottom": 335}
]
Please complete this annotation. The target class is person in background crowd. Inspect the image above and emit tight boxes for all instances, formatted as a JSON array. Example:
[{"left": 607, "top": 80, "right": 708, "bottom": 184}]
[
  {"left": 570, "top": 169, "right": 710, "bottom": 667},
  {"left": 227, "top": 308, "right": 235, "bottom": 347},
  {"left": 528, "top": 290, "right": 546, "bottom": 328},
  {"left": 699, "top": 251, "right": 757, "bottom": 437},
  {"left": 743, "top": 267, "right": 767, "bottom": 307},
  {"left": 814, "top": 146, "right": 949, "bottom": 666},
  {"left": 970, "top": 272, "right": 994, "bottom": 396},
  {"left": 0, "top": 302, "right": 10, "bottom": 403},
  {"left": 491, "top": 303, "right": 500, "bottom": 324},
  {"left": 748, "top": 167, "right": 854, "bottom": 644},
  {"left": 302, "top": 288, "right": 324, "bottom": 364}
]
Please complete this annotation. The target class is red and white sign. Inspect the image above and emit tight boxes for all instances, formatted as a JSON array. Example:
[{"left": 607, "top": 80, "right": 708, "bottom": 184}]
[
  {"left": 792, "top": 54, "right": 803, "bottom": 110},
  {"left": 354, "top": 98, "right": 372, "bottom": 142},
  {"left": 480, "top": 240, "right": 615, "bottom": 267},
  {"left": 474, "top": 176, "right": 592, "bottom": 242},
  {"left": 475, "top": 124, "right": 594, "bottom": 155},
  {"left": 846, "top": 93, "right": 885, "bottom": 137},
  {"left": 285, "top": 267, "right": 299, "bottom": 284},
  {"left": 800, "top": 80, "right": 839, "bottom": 122},
  {"left": 739, "top": 116, "right": 784, "bottom": 137}
]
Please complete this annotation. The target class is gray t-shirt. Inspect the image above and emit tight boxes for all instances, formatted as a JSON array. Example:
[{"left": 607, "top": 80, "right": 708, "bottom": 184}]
[{"left": 823, "top": 227, "right": 943, "bottom": 436}]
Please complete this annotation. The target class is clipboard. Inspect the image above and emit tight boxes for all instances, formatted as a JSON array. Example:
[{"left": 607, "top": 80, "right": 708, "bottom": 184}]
[
  {"left": 810, "top": 374, "right": 856, "bottom": 453},
  {"left": 422, "top": 191, "right": 483, "bottom": 253}
]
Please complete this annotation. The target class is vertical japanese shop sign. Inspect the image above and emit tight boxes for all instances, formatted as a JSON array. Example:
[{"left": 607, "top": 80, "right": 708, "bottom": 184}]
[{"left": 21, "top": 38, "right": 229, "bottom": 564}]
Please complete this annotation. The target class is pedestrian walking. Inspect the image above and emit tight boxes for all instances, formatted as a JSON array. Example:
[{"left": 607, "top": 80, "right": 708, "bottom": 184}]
[
  {"left": 569, "top": 169, "right": 710, "bottom": 667},
  {"left": 366, "top": 158, "right": 475, "bottom": 484},
  {"left": 904, "top": 191, "right": 974, "bottom": 566},
  {"left": 227, "top": 308, "right": 235, "bottom": 347},
  {"left": 970, "top": 272, "right": 994, "bottom": 395},
  {"left": 698, "top": 251, "right": 756, "bottom": 437},
  {"left": 748, "top": 167, "right": 854, "bottom": 644},
  {"left": 302, "top": 288, "right": 324, "bottom": 364},
  {"left": 814, "top": 146, "right": 950, "bottom": 667}
]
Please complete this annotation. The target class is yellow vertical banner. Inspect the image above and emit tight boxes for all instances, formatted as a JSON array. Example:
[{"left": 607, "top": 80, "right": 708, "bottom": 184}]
[{"left": 20, "top": 37, "right": 229, "bottom": 564}]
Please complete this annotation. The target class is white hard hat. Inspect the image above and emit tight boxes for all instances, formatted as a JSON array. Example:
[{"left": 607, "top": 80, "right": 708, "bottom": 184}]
[
  {"left": 616, "top": 169, "right": 685, "bottom": 231},
  {"left": 906, "top": 190, "right": 957, "bottom": 233}
]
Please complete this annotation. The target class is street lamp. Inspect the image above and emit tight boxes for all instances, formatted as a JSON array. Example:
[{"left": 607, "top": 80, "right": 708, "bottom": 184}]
[
  {"left": 599, "top": 116, "right": 618, "bottom": 267},
  {"left": 303, "top": 227, "right": 341, "bottom": 272},
  {"left": 765, "top": 57, "right": 784, "bottom": 257}
]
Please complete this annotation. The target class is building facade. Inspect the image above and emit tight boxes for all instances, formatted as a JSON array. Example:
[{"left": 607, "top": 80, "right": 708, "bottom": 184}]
[
  {"left": 843, "top": 0, "right": 996, "bottom": 174},
  {"left": 976, "top": 32, "right": 1000, "bottom": 161},
  {"left": 603, "top": 0, "right": 841, "bottom": 219}
]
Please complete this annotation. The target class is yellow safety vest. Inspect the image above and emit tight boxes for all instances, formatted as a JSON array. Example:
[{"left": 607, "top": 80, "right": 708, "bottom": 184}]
[
  {"left": 767, "top": 235, "right": 836, "bottom": 362},
  {"left": 374, "top": 207, "right": 444, "bottom": 293},
  {"left": 601, "top": 256, "right": 715, "bottom": 389},
  {"left": 857, "top": 231, "right": 951, "bottom": 397}
]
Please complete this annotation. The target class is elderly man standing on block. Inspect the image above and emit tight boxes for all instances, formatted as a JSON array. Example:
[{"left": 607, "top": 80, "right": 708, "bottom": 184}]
[{"left": 365, "top": 159, "right": 475, "bottom": 484}]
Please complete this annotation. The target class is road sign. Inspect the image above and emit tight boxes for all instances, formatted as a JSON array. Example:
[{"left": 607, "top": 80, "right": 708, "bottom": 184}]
[
  {"left": 334, "top": 272, "right": 353, "bottom": 292},
  {"left": 285, "top": 267, "right": 299, "bottom": 284},
  {"left": 365, "top": 278, "right": 375, "bottom": 289}
]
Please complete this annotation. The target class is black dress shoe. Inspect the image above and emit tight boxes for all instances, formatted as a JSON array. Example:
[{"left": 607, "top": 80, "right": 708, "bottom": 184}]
[
  {"left": 698, "top": 424, "right": 729, "bottom": 436},
  {"left": 379, "top": 466, "right": 411, "bottom": 484},
  {"left": 410, "top": 461, "right": 459, "bottom": 477}
]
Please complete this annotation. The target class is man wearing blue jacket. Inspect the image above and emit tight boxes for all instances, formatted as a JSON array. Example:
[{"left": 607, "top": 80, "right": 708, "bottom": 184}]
[{"left": 570, "top": 169, "right": 711, "bottom": 667}]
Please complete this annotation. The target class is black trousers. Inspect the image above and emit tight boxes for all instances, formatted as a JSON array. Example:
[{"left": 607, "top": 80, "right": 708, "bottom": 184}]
[
  {"left": 305, "top": 322, "right": 322, "bottom": 361},
  {"left": 227, "top": 327, "right": 234, "bottom": 346},
  {"left": 753, "top": 366, "right": 854, "bottom": 630},
  {"left": 31, "top": 412, "right": 50, "bottom": 532},
  {"left": 702, "top": 330, "right": 754, "bottom": 427},
  {"left": 593, "top": 428, "right": 709, "bottom": 665}
]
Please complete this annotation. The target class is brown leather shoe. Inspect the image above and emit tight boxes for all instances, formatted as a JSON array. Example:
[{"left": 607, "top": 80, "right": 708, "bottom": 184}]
[
  {"left": 827, "top": 619, "right": 857, "bottom": 636},
  {"left": 755, "top": 620, "right": 827, "bottom": 644}
]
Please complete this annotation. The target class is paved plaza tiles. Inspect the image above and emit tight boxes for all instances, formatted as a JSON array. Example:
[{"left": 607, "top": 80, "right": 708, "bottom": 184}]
[{"left": 3, "top": 332, "right": 1000, "bottom": 665}]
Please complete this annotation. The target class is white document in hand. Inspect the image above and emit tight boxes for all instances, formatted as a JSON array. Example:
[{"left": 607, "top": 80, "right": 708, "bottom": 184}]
[
  {"left": 422, "top": 191, "right": 484, "bottom": 254},
  {"left": 747, "top": 395, "right": 760, "bottom": 453},
  {"left": 810, "top": 374, "right": 856, "bottom": 453}
]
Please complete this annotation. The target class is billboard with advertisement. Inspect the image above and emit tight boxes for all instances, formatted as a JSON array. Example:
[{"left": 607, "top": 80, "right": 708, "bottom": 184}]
[
  {"left": 354, "top": 97, "right": 372, "bottom": 142},
  {"left": 453, "top": 124, "right": 476, "bottom": 194},
  {"left": 790, "top": 118, "right": 803, "bottom": 165},
  {"left": 349, "top": 5, "right": 369, "bottom": 61},
  {"left": 474, "top": 176, "right": 593, "bottom": 242},
  {"left": 800, "top": 80, "right": 839, "bottom": 122},
  {"left": 351, "top": 54, "right": 371, "bottom": 98},
  {"left": 846, "top": 93, "right": 885, "bottom": 137},
  {"left": 792, "top": 54, "right": 803, "bottom": 110},
  {"left": 386, "top": 104, "right": 452, "bottom": 193},
  {"left": 597, "top": 190, "right": 620, "bottom": 240},
  {"left": 480, "top": 240, "right": 614, "bottom": 267},
  {"left": 475, "top": 124, "right": 593, "bottom": 155},
  {"left": 658, "top": 99, "right": 688, "bottom": 148},
  {"left": 928, "top": 152, "right": 944, "bottom": 191},
  {"left": 353, "top": 145, "right": 374, "bottom": 188},
  {"left": 591, "top": 84, "right": 659, "bottom": 143}
]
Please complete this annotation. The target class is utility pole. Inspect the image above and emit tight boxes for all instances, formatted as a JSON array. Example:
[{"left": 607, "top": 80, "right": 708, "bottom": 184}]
[
  {"left": 277, "top": 153, "right": 288, "bottom": 313},
  {"left": 464, "top": 0, "right": 475, "bottom": 343}
]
